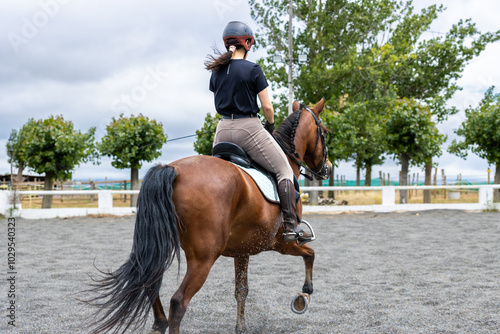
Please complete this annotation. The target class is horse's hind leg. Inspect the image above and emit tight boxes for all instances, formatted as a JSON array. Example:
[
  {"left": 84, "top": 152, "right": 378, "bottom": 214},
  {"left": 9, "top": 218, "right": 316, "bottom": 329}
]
[
  {"left": 150, "top": 296, "right": 168, "bottom": 334},
  {"left": 168, "top": 257, "right": 218, "bottom": 334},
  {"left": 234, "top": 255, "right": 249, "bottom": 333}
]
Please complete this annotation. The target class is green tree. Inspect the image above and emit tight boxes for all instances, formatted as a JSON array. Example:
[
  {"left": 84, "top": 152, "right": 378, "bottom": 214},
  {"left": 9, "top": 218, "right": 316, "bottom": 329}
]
[
  {"left": 22, "top": 116, "right": 97, "bottom": 208},
  {"left": 99, "top": 114, "right": 167, "bottom": 206},
  {"left": 6, "top": 119, "right": 36, "bottom": 183},
  {"left": 338, "top": 99, "right": 390, "bottom": 186},
  {"left": 385, "top": 98, "right": 446, "bottom": 203},
  {"left": 321, "top": 104, "right": 355, "bottom": 196},
  {"left": 250, "top": 0, "right": 499, "bottom": 177},
  {"left": 193, "top": 113, "right": 221, "bottom": 156},
  {"left": 448, "top": 86, "right": 500, "bottom": 202},
  {"left": 322, "top": 105, "right": 355, "bottom": 166},
  {"left": 252, "top": 0, "right": 498, "bottom": 107}
]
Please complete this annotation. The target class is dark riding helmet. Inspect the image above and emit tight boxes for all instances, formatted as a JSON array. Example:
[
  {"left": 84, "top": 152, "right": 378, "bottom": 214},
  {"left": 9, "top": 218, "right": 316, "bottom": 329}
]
[{"left": 223, "top": 21, "right": 255, "bottom": 52}]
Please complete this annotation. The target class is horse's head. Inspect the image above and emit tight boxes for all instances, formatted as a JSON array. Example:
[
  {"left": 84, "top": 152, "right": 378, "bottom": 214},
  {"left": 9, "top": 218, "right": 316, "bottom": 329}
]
[
  {"left": 293, "top": 99, "right": 332, "bottom": 180},
  {"left": 274, "top": 99, "right": 332, "bottom": 181}
]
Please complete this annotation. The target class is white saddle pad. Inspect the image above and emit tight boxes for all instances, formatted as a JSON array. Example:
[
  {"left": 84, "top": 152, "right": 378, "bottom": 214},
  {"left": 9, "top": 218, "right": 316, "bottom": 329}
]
[{"left": 232, "top": 163, "right": 280, "bottom": 203}]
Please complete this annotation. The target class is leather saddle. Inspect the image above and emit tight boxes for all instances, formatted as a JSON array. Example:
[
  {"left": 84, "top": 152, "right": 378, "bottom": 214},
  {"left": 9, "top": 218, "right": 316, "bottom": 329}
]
[{"left": 213, "top": 142, "right": 301, "bottom": 203}]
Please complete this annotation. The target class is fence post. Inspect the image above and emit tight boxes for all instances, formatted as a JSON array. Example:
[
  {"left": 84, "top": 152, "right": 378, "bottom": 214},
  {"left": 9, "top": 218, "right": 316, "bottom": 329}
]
[
  {"left": 416, "top": 173, "right": 419, "bottom": 198},
  {"left": 478, "top": 185, "right": 494, "bottom": 209},
  {"left": 309, "top": 178, "right": 319, "bottom": 205},
  {"left": 0, "top": 191, "right": 10, "bottom": 216},
  {"left": 98, "top": 191, "right": 113, "bottom": 214},
  {"left": 123, "top": 181, "right": 127, "bottom": 202},
  {"left": 443, "top": 175, "right": 447, "bottom": 199},
  {"left": 89, "top": 178, "right": 95, "bottom": 202},
  {"left": 382, "top": 186, "right": 396, "bottom": 206}
]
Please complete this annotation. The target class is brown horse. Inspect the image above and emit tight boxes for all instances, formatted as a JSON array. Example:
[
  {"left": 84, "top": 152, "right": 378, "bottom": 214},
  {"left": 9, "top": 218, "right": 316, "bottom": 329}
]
[{"left": 86, "top": 99, "right": 331, "bottom": 334}]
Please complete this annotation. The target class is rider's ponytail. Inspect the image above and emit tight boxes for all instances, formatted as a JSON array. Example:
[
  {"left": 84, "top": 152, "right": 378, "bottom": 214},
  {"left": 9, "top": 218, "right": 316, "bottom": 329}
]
[{"left": 205, "top": 45, "right": 241, "bottom": 72}]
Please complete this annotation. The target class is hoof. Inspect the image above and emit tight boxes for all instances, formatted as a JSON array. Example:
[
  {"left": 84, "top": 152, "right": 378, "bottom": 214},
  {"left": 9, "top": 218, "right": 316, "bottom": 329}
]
[
  {"left": 291, "top": 292, "right": 310, "bottom": 314},
  {"left": 235, "top": 325, "right": 247, "bottom": 333},
  {"left": 302, "top": 281, "right": 314, "bottom": 295},
  {"left": 150, "top": 320, "right": 168, "bottom": 334}
]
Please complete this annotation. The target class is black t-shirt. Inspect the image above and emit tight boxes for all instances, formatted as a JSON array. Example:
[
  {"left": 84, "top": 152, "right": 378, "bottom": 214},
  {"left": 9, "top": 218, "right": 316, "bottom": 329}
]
[{"left": 209, "top": 59, "right": 268, "bottom": 116}]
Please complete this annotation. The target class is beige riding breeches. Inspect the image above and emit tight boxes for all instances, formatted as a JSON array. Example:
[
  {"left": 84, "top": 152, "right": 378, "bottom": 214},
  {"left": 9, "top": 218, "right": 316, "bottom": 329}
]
[{"left": 213, "top": 117, "right": 294, "bottom": 183}]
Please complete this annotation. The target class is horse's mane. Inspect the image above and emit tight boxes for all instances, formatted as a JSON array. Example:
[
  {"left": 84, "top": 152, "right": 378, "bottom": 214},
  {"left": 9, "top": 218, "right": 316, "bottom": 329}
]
[{"left": 273, "top": 109, "right": 303, "bottom": 158}]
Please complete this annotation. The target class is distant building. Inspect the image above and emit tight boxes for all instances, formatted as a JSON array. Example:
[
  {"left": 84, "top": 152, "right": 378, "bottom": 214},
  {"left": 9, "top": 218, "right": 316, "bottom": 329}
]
[{"left": 0, "top": 174, "right": 45, "bottom": 184}]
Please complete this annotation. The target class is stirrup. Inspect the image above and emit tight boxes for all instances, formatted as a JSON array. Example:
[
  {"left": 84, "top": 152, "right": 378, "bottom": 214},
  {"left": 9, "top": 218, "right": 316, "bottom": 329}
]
[
  {"left": 282, "top": 231, "right": 313, "bottom": 245},
  {"left": 297, "top": 220, "right": 316, "bottom": 245},
  {"left": 283, "top": 220, "right": 316, "bottom": 245}
]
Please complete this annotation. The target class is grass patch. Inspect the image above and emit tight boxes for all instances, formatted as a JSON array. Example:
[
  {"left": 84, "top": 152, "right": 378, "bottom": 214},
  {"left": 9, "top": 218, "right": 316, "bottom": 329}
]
[
  {"left": 306, "top": 189, "right": 480, "bottom": 205},
  {"left": 334, "top": 190, "right": 382, "bottom": 205}
]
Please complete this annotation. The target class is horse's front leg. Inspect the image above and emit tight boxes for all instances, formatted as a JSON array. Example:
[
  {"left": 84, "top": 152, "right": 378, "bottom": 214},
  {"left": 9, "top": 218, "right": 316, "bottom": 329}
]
[
  {"left": 234, "top": 255, "right": 249, "bottom": 333},
  {"left": 275, "top": 242, "right": 315, "bottom": 295},
  {"left": 294, "top": 203, "right": 314, "bottom": 294},
  {"left": 301, "top": 244, "right": 314, "bottom": 294}
]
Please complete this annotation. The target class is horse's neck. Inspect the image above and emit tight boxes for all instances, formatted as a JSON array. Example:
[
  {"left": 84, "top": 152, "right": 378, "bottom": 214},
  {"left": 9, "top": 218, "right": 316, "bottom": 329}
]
[{"left": 290, "top": 122, "right": 308, "bottom": 178}]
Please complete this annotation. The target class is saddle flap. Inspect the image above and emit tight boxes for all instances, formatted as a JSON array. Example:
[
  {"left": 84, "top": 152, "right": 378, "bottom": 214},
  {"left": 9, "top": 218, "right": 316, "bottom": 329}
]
[{"left": 213, "top": 142, "right": 251, "bottom": 168}]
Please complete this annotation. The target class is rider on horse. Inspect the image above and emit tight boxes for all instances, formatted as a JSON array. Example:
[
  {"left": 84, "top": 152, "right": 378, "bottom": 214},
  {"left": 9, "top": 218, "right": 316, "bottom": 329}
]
[{"left": 205, "top": 21, "right": 312, "bottom": 243}]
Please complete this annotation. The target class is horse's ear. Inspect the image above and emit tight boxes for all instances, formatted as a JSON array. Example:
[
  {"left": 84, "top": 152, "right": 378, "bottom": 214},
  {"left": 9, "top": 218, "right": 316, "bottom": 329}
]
[
  {"left": 292, "top": 100, "right": 300, "bottom": 112},
  {"left": 312, "top": 98, "right": 326, "bottom": 115}
]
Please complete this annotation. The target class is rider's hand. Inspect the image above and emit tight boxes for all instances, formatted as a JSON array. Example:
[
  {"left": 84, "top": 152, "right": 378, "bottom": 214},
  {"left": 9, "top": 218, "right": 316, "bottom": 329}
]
[{"left": 264, "top": 120, "right": 275, "bottom": 135}]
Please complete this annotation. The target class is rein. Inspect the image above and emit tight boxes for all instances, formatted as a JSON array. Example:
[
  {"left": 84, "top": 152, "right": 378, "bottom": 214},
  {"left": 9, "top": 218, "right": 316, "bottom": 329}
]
[{"left": 274, "top": 105, "right": 329, "bottom": 181}]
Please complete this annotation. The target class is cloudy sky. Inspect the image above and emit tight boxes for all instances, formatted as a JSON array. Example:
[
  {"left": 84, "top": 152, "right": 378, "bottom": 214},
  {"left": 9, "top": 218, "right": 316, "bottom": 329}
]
[{"left": 1, "top": 0, "right": 499, "bottom": 183}]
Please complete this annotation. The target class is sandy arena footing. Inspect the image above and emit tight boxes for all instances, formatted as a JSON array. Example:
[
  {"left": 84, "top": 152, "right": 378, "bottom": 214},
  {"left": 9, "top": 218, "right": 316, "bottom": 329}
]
[{"left": 1, "top": 210, "right": 499, "bottom": 333}]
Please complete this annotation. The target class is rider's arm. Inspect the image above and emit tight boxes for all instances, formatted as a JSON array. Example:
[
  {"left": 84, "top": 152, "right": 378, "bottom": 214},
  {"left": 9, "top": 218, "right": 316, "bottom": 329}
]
[{"left": 258, "top": 88, "right": 274, "bottom": 124}]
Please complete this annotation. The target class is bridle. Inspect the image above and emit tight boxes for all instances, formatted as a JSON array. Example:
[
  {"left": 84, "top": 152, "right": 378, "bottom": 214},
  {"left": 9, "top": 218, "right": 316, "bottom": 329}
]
[{"left": 275, "top": 105, "right": 330, "bottom": 181}]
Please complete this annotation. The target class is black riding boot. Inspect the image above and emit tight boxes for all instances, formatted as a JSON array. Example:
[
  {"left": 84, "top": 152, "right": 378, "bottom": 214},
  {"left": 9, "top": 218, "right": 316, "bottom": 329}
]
[{"left": 278, "top": 179, "right": 312, "bottom": 243}]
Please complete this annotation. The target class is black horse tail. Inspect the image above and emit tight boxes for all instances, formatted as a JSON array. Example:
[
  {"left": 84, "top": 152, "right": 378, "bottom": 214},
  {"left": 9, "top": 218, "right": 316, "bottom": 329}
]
[{"left": 86, "top": 165, "right": 181, "bottom": 334}]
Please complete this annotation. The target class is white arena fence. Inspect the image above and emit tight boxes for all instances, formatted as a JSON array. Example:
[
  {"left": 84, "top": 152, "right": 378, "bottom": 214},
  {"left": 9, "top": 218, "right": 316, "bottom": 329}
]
[
  {"left": 1, "top": 185, "right": 499, "bottom": 219},
  {"left": 301, "top": 185, "right": 500, "bottom": 213}
]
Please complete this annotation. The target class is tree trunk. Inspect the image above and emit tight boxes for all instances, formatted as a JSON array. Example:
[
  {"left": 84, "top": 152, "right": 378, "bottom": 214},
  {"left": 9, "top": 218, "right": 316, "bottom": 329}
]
[
  {"left": 494, "top": 163, "right": 500, "bottom": 203},
  {"left": 16, "top": 165, "right": 24, "bottom": 184},
  {"left": 42, "top": 171, "right": 54, "bottom": 209},
  {"left": 130, "top": 167, "right": 139, "bottom": 207},
  {"left": 399, "top": 154, "right": 409, "bottom": 204},
  {"left": 356, "top": 165, "right": 361, "bottom": 187},
  {"left": 328, "top": 165, "right": 335, "bottom": 199},
  {"left": 423, "top": 159, "right": 432, "bottom": 203},
  {"left": 365, "top": 163, "right": 372, "bottom": 186}
]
